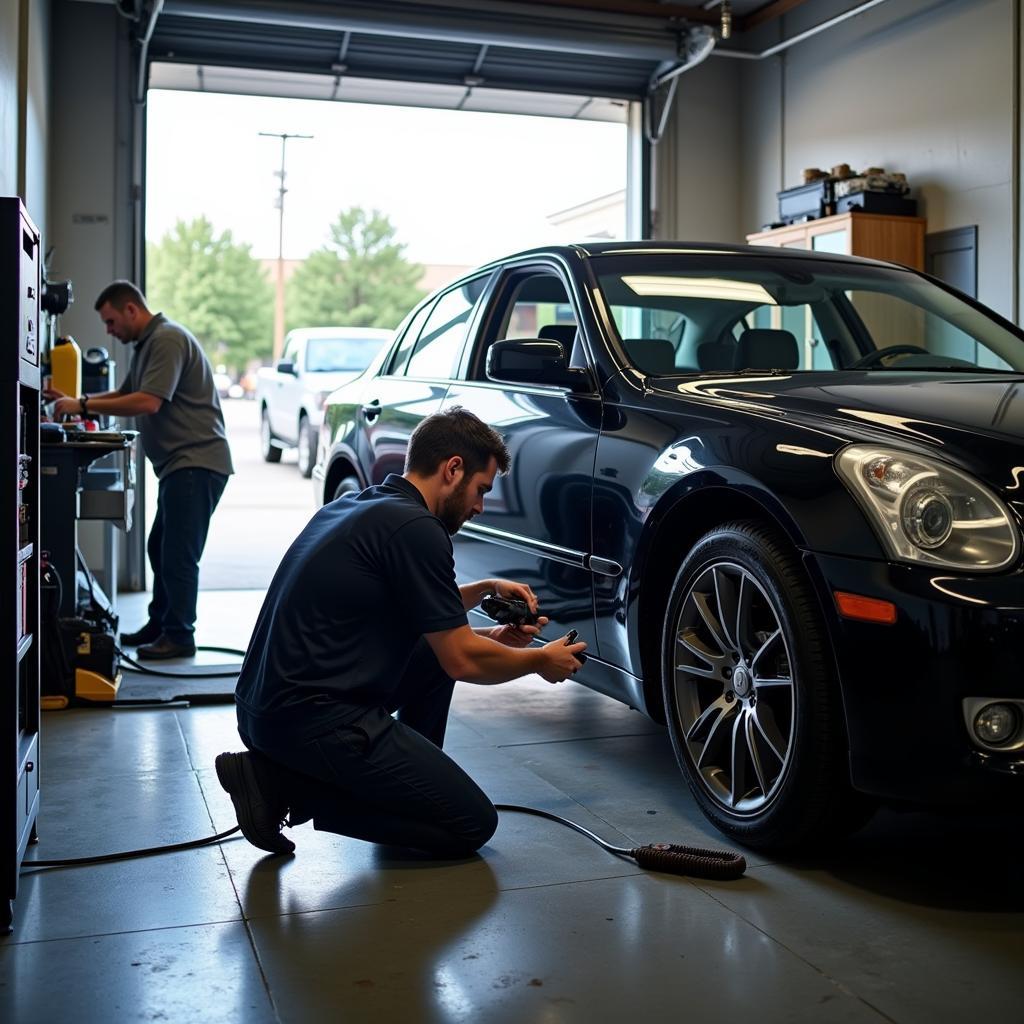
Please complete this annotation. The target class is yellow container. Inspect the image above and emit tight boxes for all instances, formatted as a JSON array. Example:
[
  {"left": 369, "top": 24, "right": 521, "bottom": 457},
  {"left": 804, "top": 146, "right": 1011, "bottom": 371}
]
[{"left": 51, "top": 335, "right": 82, "bottom": 397}]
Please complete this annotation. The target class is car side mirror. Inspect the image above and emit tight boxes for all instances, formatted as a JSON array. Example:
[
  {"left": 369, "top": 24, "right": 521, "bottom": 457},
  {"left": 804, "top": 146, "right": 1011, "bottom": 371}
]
[
  {"left": 485, "top": 339, "right": 587, "bottom": 390},
  {"left": 276, "top": 360, "right": 296, "bottom": 376}
]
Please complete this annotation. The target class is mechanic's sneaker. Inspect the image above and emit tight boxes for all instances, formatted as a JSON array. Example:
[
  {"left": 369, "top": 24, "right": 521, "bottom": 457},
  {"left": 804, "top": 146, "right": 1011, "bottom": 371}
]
[
  {"left": 215, "top": 751, "right": 295, "bottom": 855},
  {"left": 120, "top": 620, "right": 162, "bottom": 646}
]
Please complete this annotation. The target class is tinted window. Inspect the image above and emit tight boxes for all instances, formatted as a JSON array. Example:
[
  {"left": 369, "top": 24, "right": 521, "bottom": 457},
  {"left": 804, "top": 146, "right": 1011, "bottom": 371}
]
[
  {"left": 388, "top": 302, "right": 434, "bottom": 376},
  {"left": 405, "top": 277, "right": 488, "bottom": 379}
]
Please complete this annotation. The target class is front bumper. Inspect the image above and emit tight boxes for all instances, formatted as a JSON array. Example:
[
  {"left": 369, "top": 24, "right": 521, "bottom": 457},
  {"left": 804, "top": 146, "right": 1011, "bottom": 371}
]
[{"left": 806, "top": 551, "right": 1024, "bottom": 804}]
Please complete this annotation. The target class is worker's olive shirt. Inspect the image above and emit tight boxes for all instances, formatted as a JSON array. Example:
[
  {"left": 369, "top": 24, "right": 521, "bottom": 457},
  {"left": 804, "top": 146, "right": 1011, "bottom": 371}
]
[
  {"left": 234, "top": 475, "right": 468, "bottom": 735},
  {"left": 118, "top": 313, "right": 234, "bottom": 479}
]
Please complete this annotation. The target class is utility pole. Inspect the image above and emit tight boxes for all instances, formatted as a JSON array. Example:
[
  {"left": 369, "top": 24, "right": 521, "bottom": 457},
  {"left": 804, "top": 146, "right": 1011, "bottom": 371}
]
[{"left": 259, "top": 131, "right": 312, "bottom": 362}]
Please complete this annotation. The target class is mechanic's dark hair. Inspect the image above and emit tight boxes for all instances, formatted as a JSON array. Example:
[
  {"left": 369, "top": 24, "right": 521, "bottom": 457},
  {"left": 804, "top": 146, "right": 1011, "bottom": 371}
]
[
  {"left": 406, "top": 406, "right": 510, "bottom": 478},
  {"left": 94, "top": 280, "right": 149, "bottom": 312}
]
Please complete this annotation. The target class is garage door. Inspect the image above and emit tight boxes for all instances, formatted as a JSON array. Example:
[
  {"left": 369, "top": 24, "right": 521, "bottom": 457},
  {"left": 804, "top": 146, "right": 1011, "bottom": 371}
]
[{"left": 146, "top": 0, "right": 712, "bottom": 120}]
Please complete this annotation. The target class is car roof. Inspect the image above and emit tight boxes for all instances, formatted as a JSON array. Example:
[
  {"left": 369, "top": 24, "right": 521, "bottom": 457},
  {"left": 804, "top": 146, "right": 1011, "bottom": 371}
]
[{"left": 473, "top": 240, "right": 906, "bottom": 273}]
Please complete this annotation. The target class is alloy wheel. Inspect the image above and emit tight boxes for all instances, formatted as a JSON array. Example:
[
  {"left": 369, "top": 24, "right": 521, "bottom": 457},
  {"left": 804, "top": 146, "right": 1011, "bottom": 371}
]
[{"left": 670, "top": 561, "right": 796, "bottom": 815}]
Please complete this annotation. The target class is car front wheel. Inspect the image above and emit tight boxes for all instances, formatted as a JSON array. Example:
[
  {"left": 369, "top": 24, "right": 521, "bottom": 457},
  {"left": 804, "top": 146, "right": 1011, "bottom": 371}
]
[
  {"left": 661, "top": 521, "right": 872, "bottom": 851},
  {"left": 260, "top": 407, "right": 282, "bottom": 464},
  {"left": 297, "top": 414, "right": 315, "bottom": 478},
  {"left": 332, "top": 475, "right": 361, "bottom": 502}
]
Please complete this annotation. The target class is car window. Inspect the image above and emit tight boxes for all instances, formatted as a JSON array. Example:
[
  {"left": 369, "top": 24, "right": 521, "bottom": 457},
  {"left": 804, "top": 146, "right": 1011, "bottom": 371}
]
[
  {"left": 405, "top": 277, "right": 488, "bottom": 379},
  {"left": 387, "top": 301, "right": 434, "bottom": 376},
  {"left": 595, "top": 256, "right": 1024, "bottom": 374},
  {"left": 500, "top": 274, "right": 576, "bottom": 340},
  {"left": 281, "top": 336, "right": 299, "bottom": 366},
  {"left": 305, "top": 335, "right": 388, "bottom": 372},
  {"left": 843, "top": 289, "right": 1012, "bottom": 370}
]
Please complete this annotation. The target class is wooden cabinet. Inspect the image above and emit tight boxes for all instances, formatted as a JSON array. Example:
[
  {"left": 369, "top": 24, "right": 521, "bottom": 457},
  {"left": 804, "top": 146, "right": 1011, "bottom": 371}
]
[{"left": 746, "top": 211, "right": 926, "bottom": 270}]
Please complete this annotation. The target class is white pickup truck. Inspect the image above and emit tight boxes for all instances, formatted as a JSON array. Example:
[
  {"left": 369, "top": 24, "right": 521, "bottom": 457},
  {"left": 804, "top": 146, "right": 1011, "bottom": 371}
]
[{"left": 257, "top": 326, "right": 392, "bottom": 476}]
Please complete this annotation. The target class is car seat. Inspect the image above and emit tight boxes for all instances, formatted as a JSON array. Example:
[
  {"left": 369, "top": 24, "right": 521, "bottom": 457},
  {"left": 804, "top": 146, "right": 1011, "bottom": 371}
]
[{"left": 734, "top": 328, "right": 800, "bottom": 370}]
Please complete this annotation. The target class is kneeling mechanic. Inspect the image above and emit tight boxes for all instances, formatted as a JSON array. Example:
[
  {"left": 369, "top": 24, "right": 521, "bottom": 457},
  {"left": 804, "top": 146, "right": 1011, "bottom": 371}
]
[{"left": 217, "top": 406, "right": 587, "bottom": 856}]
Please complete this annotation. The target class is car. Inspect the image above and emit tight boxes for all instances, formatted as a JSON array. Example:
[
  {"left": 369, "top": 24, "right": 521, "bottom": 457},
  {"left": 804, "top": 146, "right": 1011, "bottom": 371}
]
[
  {"left": 257, "top": 326, "right": 392, "bottom": 476},
  {"left": 312, "top": 241, "right": 1024, "bottom": 851}
]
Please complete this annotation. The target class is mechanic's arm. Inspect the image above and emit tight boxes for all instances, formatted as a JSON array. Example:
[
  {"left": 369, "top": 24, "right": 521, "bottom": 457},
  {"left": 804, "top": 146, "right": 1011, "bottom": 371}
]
[
  {"left": 46, "top": 388, "right": 163, "bottom": 418},
  {"left": 459, "top": 577, "right": 538, "bottom": 614},
  {"left": 425, "top": 624, "right": 586, "bottom": 685}
]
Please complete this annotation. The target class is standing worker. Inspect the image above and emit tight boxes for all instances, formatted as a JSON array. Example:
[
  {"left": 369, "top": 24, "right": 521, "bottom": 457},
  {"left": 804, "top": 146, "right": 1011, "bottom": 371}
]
[
  {"left": 45, "top": 280, "right": 234, "bottom": 660},
  {"left": 216, "top": 407, "right": 587, "bottom": 857}
]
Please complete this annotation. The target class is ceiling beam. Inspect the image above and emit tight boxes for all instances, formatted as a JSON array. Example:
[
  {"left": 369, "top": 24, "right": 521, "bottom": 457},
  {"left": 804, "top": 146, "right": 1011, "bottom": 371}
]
[{"left": 739, "top": 0, "right": 812, "bottom": 34}]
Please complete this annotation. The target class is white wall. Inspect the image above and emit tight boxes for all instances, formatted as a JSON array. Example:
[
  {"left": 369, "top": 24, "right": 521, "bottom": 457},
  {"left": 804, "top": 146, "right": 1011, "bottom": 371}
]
[{"left": 651, "top": 54, "right": 741, "bottom": 242}]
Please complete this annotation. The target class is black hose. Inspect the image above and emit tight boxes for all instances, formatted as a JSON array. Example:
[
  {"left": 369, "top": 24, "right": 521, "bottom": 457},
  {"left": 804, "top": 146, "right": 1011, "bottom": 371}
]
[
  {"left": 494, "top": 803, "right": 746, "bottom": 880},
  {"left": 23, "top": 807, "right": 745, "bottom": 879},
  {"left": 22, "top": 826, "right": 241, "bottom": 868},
  {"left": 115, "top": 644, "right": 245, "bottom": 679}
]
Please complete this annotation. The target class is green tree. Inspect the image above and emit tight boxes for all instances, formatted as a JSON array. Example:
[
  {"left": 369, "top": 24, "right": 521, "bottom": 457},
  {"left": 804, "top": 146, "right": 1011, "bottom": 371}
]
[
  {"left": 146, "top": 217, "right": 273, "bottom": 372},
  {"left": 286, "top": 207, "right": 423, "bottom": 331}
]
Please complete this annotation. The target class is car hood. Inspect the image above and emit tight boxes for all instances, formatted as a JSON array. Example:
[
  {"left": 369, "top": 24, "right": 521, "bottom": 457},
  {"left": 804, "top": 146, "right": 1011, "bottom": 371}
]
[{"left": 651, "top": 371, "right": 1024, "bottom": 498}]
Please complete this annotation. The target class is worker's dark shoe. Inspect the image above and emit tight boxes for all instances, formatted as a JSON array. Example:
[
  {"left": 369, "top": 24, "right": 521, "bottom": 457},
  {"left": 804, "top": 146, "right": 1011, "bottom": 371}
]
[
  {"left": 135, "top": 634, "right": 197, "bottom": 660},
  {"left": 215, "top": 751, "right": 295, "bottom": 855},
  {"left": 120, "top": 620, "right": 162, "bottom": 647}
]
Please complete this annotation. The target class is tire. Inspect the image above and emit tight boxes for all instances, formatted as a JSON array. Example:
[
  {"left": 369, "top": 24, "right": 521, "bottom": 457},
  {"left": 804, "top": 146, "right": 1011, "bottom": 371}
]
[
  {"left": 296, "top": 414, "right": 315, "bottom": 478},
  {"left": 660, "top": 520, "right": 873, "bottom": 851},
  {"left": 260, "top": 407, "right": 282, "bottom": 464},
  {"left": 332, "top": 475, "right": 361, "bottom": 502}
]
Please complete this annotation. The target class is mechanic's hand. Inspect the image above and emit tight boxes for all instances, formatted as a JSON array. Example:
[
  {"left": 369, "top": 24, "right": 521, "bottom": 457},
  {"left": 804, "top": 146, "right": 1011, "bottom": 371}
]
[
  {"left": 537, "top": 633, "right": 588, "bottom": 683},
  {"left": 490, "top": 578, "right": 538, "bottom": 616},
  {"left": 51, "top": 396, "right": 81, "bottom": 418},
  {"left": 489, "top": 616, "right": 549, "bottom": 648}
]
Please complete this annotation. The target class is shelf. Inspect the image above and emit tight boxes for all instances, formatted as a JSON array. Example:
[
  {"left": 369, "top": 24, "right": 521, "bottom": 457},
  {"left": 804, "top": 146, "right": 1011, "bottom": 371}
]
[
  {"left": 16, "top": 633, "right": 33, "bottom": 664},
  {"left": 18, "top": 542, "right": 33, "bottom": 565}
]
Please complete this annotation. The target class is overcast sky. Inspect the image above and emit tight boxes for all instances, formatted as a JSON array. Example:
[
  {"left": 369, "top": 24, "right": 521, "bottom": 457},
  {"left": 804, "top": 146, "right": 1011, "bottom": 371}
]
[{"left": 146, "top": 90, "right": 627, "bottom": 267}]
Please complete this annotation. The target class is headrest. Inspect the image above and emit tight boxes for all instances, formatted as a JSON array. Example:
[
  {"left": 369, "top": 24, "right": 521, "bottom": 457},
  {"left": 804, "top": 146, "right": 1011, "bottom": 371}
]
[
  {"left": 624, "top": 338, "right": 676, "bottom": 375},
  {"left": 696, "top": 341, "right": 734, "bottom": 371},
  {"left": 735, "top": 328, "right": 800, "bottom": 370},
  {"left": 538, "top": 324, "right": 578, "bottom": 347}
]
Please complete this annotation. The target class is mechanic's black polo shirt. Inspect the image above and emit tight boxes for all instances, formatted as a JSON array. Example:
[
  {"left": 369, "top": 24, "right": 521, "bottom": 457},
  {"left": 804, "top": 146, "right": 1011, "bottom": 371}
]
[{"left": 234, "top": 474, "right": 467, "bottom": 735}]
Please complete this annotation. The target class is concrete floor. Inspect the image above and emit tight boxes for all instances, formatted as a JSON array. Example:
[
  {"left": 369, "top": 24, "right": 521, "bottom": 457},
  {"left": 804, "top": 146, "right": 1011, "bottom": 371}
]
[{"left": 4, "top": 586, "right": 1023, "bottom": 1022}]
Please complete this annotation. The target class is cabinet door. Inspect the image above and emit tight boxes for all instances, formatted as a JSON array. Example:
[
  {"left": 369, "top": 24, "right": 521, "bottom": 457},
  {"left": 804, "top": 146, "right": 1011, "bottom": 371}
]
[{"left": 808, "top": 222, "right": 850, "bottom": 254}]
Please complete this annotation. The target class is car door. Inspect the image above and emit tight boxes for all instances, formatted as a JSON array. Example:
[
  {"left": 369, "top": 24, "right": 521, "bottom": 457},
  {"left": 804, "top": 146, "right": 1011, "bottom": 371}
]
[
  {"left": 358, "top": 276, "right": 492, "bottom": 483},
  {"left": 444, "top": 263, "right": 603, "bottom": 641},
  {"left": 271, "top": 333, "right": 302, "bottom": 442}
]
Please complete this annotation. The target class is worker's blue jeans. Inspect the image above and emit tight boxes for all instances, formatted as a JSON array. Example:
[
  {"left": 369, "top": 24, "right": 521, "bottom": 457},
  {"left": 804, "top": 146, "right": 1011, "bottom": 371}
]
[
  {"left": 147, "top": 467, "right": 228, "bottom": 644},
  {"left": 237, "top": 639, "right": 498, "bottom": 858}
]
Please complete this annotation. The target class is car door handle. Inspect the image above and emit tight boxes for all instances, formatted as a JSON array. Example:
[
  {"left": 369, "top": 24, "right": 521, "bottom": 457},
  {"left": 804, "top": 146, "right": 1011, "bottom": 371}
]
[{"left": 361, "top": 401, "right": 381, "bottom": 420}]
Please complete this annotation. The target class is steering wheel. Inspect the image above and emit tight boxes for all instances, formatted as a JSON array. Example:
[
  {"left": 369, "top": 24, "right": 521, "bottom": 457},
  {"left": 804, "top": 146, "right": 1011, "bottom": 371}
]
[{"left": 847, "top": 344, "right": 931, "bottom": 369}]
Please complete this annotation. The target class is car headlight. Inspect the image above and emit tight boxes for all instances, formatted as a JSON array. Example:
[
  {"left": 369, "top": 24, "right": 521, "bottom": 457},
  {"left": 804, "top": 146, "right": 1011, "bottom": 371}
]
[{"left": 835, "top": 445, "right": 1020, "bottom": 571}]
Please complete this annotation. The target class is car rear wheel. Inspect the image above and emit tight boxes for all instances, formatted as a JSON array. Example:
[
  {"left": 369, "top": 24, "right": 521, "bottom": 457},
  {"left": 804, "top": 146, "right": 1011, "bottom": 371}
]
[
  {"left": 296, "top": 414, "right": 315, "bottom": 478},
  {"left": 260, "top": 407, "right": 282, "bottom": 464},
  {"left": 661, "top": 521, "right": 873, "bottom": 851},
  {"left": 332, "top": 475, "right": 361, "bottom": 502}
]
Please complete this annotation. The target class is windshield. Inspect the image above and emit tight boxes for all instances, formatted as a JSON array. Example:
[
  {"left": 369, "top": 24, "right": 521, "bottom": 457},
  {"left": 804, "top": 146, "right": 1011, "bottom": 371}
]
[
  {"left": 593, "top": 255, "right": 1024, "bottom": 376},
  {"left": 305, "top": 335, "right": 388, "bottom": 372}
]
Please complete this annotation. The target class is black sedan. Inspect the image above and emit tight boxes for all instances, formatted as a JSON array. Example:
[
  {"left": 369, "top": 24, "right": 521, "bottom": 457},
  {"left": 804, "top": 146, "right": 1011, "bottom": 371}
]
[{"left": 313, "top": 242, "right": 1024, "bottom": 850}]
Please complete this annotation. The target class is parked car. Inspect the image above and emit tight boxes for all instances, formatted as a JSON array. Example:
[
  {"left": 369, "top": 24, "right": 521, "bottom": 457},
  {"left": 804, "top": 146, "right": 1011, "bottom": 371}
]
[
  {"left": 257, "top": 326, "right": 392, "bottom": 476},
  {"left": 313, "top": 242, "right": 1024, "bottom": 850}
]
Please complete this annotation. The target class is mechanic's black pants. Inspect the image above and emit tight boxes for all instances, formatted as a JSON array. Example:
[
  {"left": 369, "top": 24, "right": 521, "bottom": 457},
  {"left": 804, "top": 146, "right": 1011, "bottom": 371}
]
[{"left": 237, "top": 640, "right": 498, "bottom": 858}]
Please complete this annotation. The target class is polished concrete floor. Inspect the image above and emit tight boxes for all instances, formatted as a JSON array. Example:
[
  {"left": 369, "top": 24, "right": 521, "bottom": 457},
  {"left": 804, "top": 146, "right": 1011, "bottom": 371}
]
[{"left": 4, "top": 593, "right": 1023, "bottom": 1023}]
